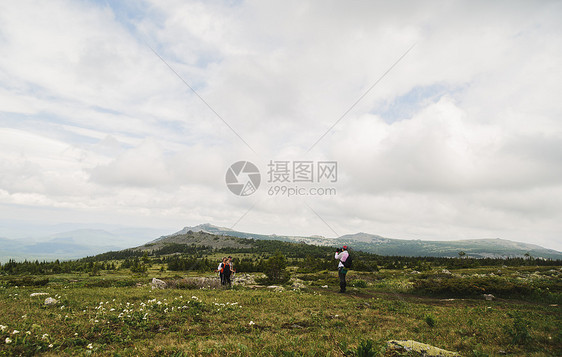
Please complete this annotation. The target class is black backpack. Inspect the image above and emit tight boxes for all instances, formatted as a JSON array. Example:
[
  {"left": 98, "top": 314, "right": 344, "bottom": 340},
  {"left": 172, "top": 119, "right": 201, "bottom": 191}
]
[{"left": 343, "top": 254, "right": 352, "bottom": 269}]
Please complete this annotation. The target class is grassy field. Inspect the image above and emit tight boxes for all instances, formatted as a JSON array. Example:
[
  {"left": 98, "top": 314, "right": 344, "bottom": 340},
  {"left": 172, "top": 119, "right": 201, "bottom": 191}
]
[{"left": 1, "top": 266, "right": 561, "bottom": 356}]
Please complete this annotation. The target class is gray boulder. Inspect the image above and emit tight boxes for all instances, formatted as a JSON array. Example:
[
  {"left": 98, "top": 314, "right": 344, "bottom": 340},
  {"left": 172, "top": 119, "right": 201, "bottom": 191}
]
[{"left": 151, "top": 278, "right": 167, "bottom": 289}]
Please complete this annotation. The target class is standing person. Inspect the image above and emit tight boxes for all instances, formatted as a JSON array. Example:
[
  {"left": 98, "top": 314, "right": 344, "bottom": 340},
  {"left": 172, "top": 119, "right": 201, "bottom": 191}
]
[
  {"left": 217, "top": 257, "right": 227, "bottom": 285},
  {"left": 227, "top": 256, "right": 236, "bottom": 280},
  {"left": 335, "top": 246, "right": 349, "bottom": 293},
  {"left": 223, "top": 257, "right": 233, "bottom": 286}
]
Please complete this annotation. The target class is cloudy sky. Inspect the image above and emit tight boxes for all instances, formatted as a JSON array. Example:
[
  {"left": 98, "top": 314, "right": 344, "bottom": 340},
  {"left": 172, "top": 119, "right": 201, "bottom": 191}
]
[{"left": 1, "top": 0, "right": 561, "bottom": 250}]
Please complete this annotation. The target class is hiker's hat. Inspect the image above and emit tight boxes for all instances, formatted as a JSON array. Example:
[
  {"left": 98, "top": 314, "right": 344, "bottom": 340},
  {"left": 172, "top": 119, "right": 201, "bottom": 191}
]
[{"left": 343, "top": 245, "right": 347, "bottom": 249}]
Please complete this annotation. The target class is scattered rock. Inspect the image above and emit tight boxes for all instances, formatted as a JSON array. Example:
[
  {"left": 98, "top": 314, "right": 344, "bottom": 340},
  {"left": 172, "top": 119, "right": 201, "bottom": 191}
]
[
  {"left": 411, "top": 270, "right": 420, "bottom": 274},
  {"left": 357, "top": 302, "right": 371, "bottom": 309},
  {"left": 151, "top": 278, "right": 167, "bottom": 290},
  {"left": 267, "top": 285, "right": 285, "bottom": 292},
  {"left": 483, "top": 294, "right": 495, "bottom": 301},
  {"left": 233, "top": 274, "right": 258, "bottom": 286},
  {"left": 291, "top": 281, "right": 306, "bottom": 290},
  {"left": 44, "top": 297, "right": 58, "bottom": 306},
  {"left": 387, "top": 340, "right": 459, "bottom": 356},
  {"left": 321, "top": 285, "right": 328, "bottom": 288},
  {"left": 441, "top": 269, "right": 451, "bottom": 275},
  {"left": 30, "top": 293, "right": 49, "bottom": 297}
]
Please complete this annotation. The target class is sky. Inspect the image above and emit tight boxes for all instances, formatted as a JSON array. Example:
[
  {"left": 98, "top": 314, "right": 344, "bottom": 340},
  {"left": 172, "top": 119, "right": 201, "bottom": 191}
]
[{"left": 1, "top": 0, "right": 561, "bottom": 251}]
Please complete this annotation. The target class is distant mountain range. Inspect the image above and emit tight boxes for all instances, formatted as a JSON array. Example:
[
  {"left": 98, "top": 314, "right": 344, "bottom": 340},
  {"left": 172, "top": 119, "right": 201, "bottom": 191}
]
[
  {"left": 156, "top": 223, "right": 562, "bottom": 260},
  {"left": 0, "top": 227, "right": 167, "bottom": 263},
  {"left": 1, "top": 223, "right": 560, "bottom": 262}
]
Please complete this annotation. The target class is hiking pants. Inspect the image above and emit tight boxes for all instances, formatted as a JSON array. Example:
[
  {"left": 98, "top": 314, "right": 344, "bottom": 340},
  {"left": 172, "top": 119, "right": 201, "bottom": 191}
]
[{"left": 338, "top": 267, "right": 347, "bottom": 292}]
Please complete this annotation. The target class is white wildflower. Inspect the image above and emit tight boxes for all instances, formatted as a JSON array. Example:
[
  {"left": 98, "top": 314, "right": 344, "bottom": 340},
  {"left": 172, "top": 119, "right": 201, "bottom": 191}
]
[
  {"left": 0, "top": 325, "right": 6, "bottom": 332},
  {"left": 42, "top": 334, "right": 49, "bottom": 340},
  {"left": 49, "top": 344, "right": 53, "bottom": 348},
  {"left": 87, "top": 343, "right": 93, "bottom": 349},
  {"left": 26, "top": 331, "right": 31, "bottom": 335},
  {"left": 249, "top": 321, "right": 255, "bottom": 326},
  {"left": 5, "top": 337, "right": 12, "bottom": 344},
  {"left": 12, "top": 330, "right": 20, "bottom": 335}
]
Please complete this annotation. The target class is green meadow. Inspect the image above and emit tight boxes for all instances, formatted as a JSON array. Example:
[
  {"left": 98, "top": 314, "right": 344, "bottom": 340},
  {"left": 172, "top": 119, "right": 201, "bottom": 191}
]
[{"left": 1, "top": 262, "right": 560, "bottom": 356}]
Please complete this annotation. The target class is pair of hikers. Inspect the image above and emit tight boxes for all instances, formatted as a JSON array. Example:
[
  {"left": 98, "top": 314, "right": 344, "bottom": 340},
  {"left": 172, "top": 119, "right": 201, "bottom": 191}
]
[
  {"left": 335, "top": 245, "right": 351, "bottom": 293},
  {"left": 217, "top": 256, "right": 235, "bottom": 286}
]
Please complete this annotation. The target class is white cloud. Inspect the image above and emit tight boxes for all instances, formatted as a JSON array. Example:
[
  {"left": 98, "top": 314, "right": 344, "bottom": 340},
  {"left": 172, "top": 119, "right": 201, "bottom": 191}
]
[{"left": 1, "top": 1, "right": 561, "bottom": 251}]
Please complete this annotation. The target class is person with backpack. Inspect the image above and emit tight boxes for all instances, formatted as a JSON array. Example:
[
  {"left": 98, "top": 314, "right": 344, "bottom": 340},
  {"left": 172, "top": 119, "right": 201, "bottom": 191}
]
[
  {"left": 223, "top": 257, "right": 234, "bottom": 286},
  {"left": 217, "top": 257, "right": 227, "bottom": 285},
  {"left": 335, "top": 246, "right": 351, "bottom": 293}
]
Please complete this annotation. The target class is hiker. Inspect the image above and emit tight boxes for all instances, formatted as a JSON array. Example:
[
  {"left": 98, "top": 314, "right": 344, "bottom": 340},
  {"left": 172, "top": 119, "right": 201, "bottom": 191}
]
[
  {"left": 223, "top": 257, "right": 235, "bottom": 286},
  {"left": 217, "top": 257, "right": 227, "bottom": 285},
  {"left": 335, "top": 246, "right": 349, "bottom": 293},
  {"left": 227, "top": 256, "right": 235, "bottom": 279}
]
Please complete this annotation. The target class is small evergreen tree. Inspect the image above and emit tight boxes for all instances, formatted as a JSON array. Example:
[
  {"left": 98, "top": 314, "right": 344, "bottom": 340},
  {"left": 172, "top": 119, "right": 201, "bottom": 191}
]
[{"left": 261, "top": 252, "right": 291, "bottom": 284}]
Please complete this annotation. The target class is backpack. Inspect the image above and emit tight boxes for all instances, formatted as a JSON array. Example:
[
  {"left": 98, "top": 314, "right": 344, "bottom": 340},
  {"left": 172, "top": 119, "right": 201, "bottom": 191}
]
[
  {"left": 223, "top": 262, "right": 231, "bottom": 275},
  {"left": 343, "top": 254, "right": 352, "bottom": 269}
]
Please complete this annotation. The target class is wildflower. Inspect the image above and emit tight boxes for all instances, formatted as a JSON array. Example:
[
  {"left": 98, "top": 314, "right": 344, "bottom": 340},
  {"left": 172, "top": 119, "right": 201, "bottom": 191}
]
[
  {"left": 5, "top": 337, "right": 12, "bottom": 344},
  {"left": 26, "top": 331, "right": 31, "bottom": 335},
  {"left": 74, "top": 333, "right": 78, "bottom": 336},
  {"left": 87, "top": 343, "right": 93, "bottom": 349},
  {"left": 0, "top": 325, "right": 6, "bottom": 332},
  {"left": 42, "top": 334, "right": 49, "bottom": 340},
  {"left": 12, "top": 330, "right": 20, "bottom": 335},
  {"left": 49, "top": 344, "right": 53, "bottom": 348},
  {"left": 249, "top": 321, "right": 255, "bottom": 326}
]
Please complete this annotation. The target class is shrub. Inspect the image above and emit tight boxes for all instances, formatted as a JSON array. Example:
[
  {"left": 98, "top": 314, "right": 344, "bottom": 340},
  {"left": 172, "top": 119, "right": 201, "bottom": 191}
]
[
  {"left": 504, "top": 313, "right": 531, "bottom": 345},
  {"left": 1, "top": 276, "right": 49, "bottom": 287},
  {"left": 424, "top": 314, "right": 436, "bottom": 327},
  {"left": 412, "top": 276, "right": 534, "bottom": 298},
  {"left": 356, "top": 339, "right": 381, "bottom": 357},
  {"left": 84, "top": 279, "right": 137, "bottom": 288},
  {"left": 350, "top": 279, "right": 368, "bottom": 288},
  {"left": 257, "top": 252, "right": 291, "bottom": 285}
]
